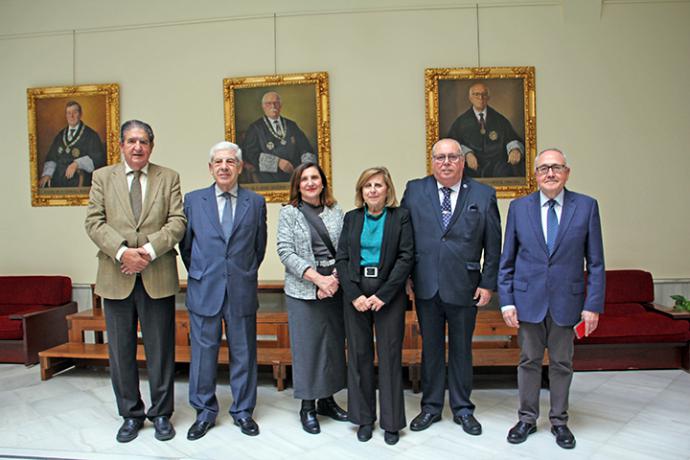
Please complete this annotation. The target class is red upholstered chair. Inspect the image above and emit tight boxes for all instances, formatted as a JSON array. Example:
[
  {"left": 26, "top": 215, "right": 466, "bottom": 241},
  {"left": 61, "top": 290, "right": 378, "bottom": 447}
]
[
  {"left": 573, "top": 269, "right": 690, "bottom": 371},
  {"left": 0, "top": 276, "right": 78, "bottom": 364},
  {"left": 582, "top": 270, "right": 690, "bottom": 345}
]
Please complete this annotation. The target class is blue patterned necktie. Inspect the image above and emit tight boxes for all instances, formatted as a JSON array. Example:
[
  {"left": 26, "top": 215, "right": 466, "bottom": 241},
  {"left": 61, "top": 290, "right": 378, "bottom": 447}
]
[
  {"left": 441, "top": 187, "right": 453, "bottom": 229},
  {"left": 546, "top": 199, "right": 559, "bottom": 255},
  {"left": 221, "top": 192, "right": 234, "bottom": 239}
]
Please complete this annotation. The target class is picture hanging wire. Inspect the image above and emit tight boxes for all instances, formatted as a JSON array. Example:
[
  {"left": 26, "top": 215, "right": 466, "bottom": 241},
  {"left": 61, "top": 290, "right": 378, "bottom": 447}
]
[
  {"left": 273, "top": 13, "right": 278, "bottom": 75},
  {"left": 72, "top": 29, "right": 76, "bottom": 85},
  {"left": 475, "top": 3, "right": 481, "bottom": 67}
]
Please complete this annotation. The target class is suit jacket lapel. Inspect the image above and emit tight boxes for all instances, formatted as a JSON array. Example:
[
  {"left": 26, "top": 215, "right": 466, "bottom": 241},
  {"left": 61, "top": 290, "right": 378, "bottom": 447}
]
[
  {"left": 351, "top": 209, "right": 364, "bottom": 265},
  {"left": 201, "top": 184, "right": 225, "bottom": 240},
  {"left": 445, "top": 177, "right": 470, "bottom": 234},
  {"left": 551, "top": 189, "right": 576, "bottom": 256},
  {"left": 230, "top": 187, "right": 250, "bottom": 241},
  {"left": 138, "top": 163, "right": 161, "bottom": 225},
  {"left": 113, "top": 164, "right": 137, "bottom": 227},
  {"left": 527, "top": 192, "right": 549, "bottom": 256},
  {"left": 424, "top": 176, "right": 445, "bottom": 231}
]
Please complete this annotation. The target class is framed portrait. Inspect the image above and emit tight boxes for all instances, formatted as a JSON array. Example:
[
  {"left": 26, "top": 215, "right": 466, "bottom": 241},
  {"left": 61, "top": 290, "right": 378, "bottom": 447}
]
[
  {"left": 223, "top": 72, "right": 331, "bottom": 203},
  {"left": 425, "top": 67, "right": 537, "bottom": 198},
  {"left": 27, "top": 83, "right": 120, "bottom": 206}
]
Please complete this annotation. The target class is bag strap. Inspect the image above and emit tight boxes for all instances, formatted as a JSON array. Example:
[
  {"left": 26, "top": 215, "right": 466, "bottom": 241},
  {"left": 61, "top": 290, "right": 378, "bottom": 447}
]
[{"left": 299, "top": 205, "right": 337, "bottom": 258}]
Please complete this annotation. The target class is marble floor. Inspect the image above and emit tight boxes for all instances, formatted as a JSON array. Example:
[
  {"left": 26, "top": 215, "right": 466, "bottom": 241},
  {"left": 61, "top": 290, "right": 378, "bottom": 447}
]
[{"left": 0, "top": 365, "right": 688, "bottom": 460}]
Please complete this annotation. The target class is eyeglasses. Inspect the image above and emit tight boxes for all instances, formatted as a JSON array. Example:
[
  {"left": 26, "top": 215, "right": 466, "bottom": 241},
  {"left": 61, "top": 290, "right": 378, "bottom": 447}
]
[
  {"left": 535, "top": 164, "right": 568, "bottom": 175},
  {"left": 432, "top": 154, "right": 463, "bottom": 164}
]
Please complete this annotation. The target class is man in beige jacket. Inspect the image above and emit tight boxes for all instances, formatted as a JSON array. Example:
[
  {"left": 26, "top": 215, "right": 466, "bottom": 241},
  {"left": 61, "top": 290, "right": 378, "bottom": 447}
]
[{"left": 85, "top": 120, "right": 186, "bottom": 443}]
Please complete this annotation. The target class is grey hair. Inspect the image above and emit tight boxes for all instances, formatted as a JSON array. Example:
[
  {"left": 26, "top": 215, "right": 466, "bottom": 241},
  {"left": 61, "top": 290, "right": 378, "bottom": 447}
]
[
  {"left": 208, "top": 141, "right": 242, "bottom": 162},
  {"left": 468, "top": 81, "right": 490, "bottom": 96},
  {"left": 535, "top": 148, "right": 568, "bottom": 165},
  {"left": 431, "top": 138, "right": 465, "bottom": 158},
  {"left": 120, "top": 120, "right": 154, "bottom": 143},
  {"left": 261, "top": 91, "right": 281, "bottom": 104}
]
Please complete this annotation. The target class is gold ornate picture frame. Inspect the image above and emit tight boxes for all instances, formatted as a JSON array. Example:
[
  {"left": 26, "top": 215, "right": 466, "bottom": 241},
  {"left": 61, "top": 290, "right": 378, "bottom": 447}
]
[
  {"left": 223, "top": 72, "right": 331, "bottom": 203},
  {"left": 425, "top": 67, "right": 536, "bottom": 198},
  {"left": 27, "top": 83, "right": 120, "bottom": 206}
]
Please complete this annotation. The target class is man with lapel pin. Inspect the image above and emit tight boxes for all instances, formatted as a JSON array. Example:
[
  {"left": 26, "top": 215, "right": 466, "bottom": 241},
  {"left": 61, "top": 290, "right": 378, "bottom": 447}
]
[
  {"left": 499, "top": 148, "right": 605, "bottom": 449},
  {"left": 180, "top": 141, "right": 267, "bottom": 440},
  {"left": 401, "top": 138, "right": 501, "bottom": 435},
  {"left": 85, "top": 119, "right": 186, "bottom": 443}
]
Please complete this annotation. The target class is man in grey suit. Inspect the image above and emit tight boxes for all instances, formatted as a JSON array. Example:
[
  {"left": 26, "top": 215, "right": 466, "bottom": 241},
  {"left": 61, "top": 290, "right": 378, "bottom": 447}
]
[
  {"left": 499, "top": 148, "right": 605, "bottom": 449},
  {"left": 180, "top": 141, "right": 267, "bottom": 440},
  {"left": 401, "top": 138, "right": 501, "bottom": 435},
  {"left": 85, "top": 120, "right": 186, "bottom": 443}
]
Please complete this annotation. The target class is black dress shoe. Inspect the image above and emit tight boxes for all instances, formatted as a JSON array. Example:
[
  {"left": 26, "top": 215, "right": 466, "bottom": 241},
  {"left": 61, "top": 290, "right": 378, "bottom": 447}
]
[
  {"left": 153, "top": 416, "right": 175, "bottom": 441},
  {"left": 454, "top": 414, "right": 482, "bottom": 435},
  {"left": 316, "top": 397, "right": 349, "bottom": 422},
  {"left": 187, "top": 420, "right": 214, "bottom": 440},
  {"left": 300, "top": 409, "right": 321, "bottom": 434},
  {"left": 384, "top": 430, "right": 399, "bottom": 445},
  {"left": 507, "top": 421, "right": 536, "bottom": 444},
  {"left": 551, "top": 425, "right": 576, "bottom": 449},
  {"left": 409, "top": 411, "right": 441, "bottom": 431},
  {"left": 357, "top": 424, "right": 373, "bottom": 442},
  {"left": 116, "top": 418, "right": 144, "bottom": 443},
  {"left": 234, "top": 416, "right": 260, "bottom": 436}
]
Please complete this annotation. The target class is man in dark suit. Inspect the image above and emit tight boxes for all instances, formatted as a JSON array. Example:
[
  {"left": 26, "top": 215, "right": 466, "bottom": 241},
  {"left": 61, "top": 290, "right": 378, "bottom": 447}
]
[
  {"left": 40, "top": 100, "right": 106, "bottom": 188},
  {"left": 447, "top": 82, "right": 525, "bottom": 178},
  {"left": 241, "top": 91, "right": 317, "bottom": 183},
  {"left": 498, "top": 148, "right": 605, "bottom": 449},
  {"left": 401, "top": 138, "right": 501, "bottom": 435},
  {"left": 85, "top": 120, "right": 186, "bottom": 443},
  {"left": 180, "top": 141, "right": 267, "bottom": 440}
]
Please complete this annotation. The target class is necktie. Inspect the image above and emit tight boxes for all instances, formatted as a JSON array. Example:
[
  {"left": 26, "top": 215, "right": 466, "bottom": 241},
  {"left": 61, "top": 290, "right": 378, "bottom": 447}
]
[
  {"left": 221, "top": 192, "right": 234, "bottom": 239},
  {"left": 130, "top": 170, "right": 142, "bottom": 222},
  {"left": 441, "top": 187, "right": 452, "bottom": 229},
  {"left": 546, "top": 199, "right": 559, "bottom": 255},
  {"left": 479, "top": 113, "right": 486, "bottom": 135},
  {"left": 273, "top": 119, "right": 282, "bottom": 136},
  {"left": 68, "top": 128, "right": 75, "bottom": 140}
]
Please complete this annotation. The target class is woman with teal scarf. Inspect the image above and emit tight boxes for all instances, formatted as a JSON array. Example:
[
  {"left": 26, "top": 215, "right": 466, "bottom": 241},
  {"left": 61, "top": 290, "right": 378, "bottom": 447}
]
[{"left": 335, "top": 166, "right": 414, "bottom": 445}]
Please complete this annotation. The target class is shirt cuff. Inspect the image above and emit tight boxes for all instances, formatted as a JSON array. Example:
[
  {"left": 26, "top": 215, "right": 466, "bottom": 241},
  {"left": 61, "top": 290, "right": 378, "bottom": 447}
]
[
  {"left": 500, "top": 305, "right": 516, "bottom": 313},
  {"left": 115, "top": 246, "right": 127, "bottom": 262},
  {"left": 143, "top": 243, "right": 157, "bottom": 261}
]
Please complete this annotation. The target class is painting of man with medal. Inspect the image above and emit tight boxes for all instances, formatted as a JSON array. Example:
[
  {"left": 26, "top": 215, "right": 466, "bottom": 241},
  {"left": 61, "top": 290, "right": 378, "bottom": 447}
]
[
  {"left": 224, "top": 72, "right": 332, "bottom": 203},
  {"left": 28, "top": 84, "right": 120, "bottom": 206},
  {"left": 426, "top": 67, "right": 537, "bottom": 198},
  {"left": 39, "top": 100, "right": 105, "bottom": 188}
]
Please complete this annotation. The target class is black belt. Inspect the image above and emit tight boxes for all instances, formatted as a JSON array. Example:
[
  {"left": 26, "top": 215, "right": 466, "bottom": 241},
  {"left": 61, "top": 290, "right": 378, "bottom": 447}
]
[{"left": 360, "top": 266, "right": 379, "bottom": 278}]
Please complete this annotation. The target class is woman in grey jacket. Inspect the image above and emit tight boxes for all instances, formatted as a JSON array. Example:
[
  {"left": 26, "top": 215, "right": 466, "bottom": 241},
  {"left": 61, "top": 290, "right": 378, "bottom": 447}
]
[{"left": 276, "top": 162, "right": 348, "bottom": 434}]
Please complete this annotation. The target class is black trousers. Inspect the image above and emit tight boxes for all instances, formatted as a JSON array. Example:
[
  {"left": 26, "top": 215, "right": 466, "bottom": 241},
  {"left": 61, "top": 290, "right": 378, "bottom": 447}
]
[
  {"left": 416, "top": 294, "right": 477, "bottom": 417},
  {"left": 344, "top": 276, "right": 406, "bottom": 431},
  {"left": 103, "top": 277, "right": 176, "bottom": 420}
]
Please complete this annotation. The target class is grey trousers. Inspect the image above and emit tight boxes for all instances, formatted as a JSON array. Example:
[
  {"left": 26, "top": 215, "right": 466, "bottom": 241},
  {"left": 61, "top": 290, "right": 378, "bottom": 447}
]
[{"left": 517, "top": 314, "right": 574, "bottom": 426}]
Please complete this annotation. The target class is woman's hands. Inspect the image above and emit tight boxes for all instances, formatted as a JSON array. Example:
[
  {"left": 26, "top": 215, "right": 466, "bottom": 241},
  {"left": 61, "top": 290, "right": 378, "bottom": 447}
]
[{"left": 352, "top": 294, "right": 385, "bottom": 312}]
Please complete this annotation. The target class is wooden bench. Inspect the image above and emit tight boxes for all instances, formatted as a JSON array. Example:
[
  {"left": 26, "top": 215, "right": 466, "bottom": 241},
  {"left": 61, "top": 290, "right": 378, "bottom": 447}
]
[
  {"left": 40, "top": 282, "right": 523, "bottom": 391},
  {"left": 39, "top": 343, "right": 291, "bottom": 390}
]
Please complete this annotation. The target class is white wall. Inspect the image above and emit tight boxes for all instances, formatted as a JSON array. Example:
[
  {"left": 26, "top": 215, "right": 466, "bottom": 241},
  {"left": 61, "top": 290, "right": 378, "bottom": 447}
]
[{"left": 1, "top": 0, "right": 688, "bottom": 288}]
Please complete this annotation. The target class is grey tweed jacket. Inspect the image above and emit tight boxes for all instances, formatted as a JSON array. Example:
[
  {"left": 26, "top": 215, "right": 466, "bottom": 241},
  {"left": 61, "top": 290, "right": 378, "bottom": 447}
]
[{"left": 276, "top": 203, "right": 344, "bottom": 299}]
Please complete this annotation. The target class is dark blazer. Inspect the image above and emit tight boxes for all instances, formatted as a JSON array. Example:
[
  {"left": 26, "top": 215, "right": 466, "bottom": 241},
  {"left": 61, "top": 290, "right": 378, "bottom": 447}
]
[
  {"left": 401, "top": 175, "right": 501, "bottom": 305},
  {"left": 180, "top": 184, "right": 267, "bottom": 317},
  {"left": 498, "top": 189, "right": 605, "bottom": 326},
  {"left": 335, "top": 206, "right": 414, "bottom": 306}
]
